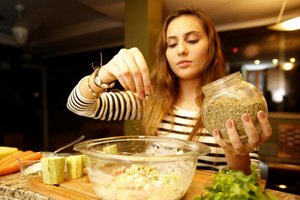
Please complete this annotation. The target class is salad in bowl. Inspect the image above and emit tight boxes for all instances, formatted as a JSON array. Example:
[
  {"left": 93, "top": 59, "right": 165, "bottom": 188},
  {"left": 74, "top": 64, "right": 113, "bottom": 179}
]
[{"left": 74, "top": 135, "right": 210, "bottom": 200}]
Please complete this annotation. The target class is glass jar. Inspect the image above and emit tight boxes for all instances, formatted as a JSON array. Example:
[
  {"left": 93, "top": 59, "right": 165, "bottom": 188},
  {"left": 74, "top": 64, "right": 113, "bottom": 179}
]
[{"left": 201, "top": 72, "right": 268, "bottom": 143}]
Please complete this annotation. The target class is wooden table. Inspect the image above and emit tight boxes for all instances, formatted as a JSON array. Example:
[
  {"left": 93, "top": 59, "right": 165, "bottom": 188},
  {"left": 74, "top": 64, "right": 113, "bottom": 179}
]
[{"left": 0, "top": 170, "right": 299, "bottom": 200}]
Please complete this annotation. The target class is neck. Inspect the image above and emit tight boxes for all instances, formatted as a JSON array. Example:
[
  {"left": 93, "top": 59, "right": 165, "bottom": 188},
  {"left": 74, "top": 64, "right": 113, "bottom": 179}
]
[{"left": 175, "top": 79, "right": 202, "bottom": 111}]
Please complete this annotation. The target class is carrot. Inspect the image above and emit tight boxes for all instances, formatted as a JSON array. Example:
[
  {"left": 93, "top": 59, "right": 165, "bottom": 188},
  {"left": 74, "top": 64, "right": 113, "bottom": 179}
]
[
  {"left": 19, "top": 151, "right": 42, "bottom": 161},
  {"left": 0, "top": 160, "right": 21, "bottom": 176},
  {"left": 0, "top": 150, "right": 23, "bottom": 165},
  {"left": 0, "top": 151, "right": 42, "bottom": 176},
  {"left": 0, "top": 150, "right": 33, "bottom": 167}
]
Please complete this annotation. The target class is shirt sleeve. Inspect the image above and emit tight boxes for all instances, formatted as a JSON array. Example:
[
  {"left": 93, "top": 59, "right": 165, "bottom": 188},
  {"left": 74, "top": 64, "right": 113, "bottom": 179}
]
[{"left": 66, "top": 76, "right": 143, "bottom": 121}]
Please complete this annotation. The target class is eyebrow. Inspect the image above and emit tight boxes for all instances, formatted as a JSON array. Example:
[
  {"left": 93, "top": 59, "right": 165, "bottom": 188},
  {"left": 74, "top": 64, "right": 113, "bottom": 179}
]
[{"left": 166, "top": 31, "right": 200, "bottom": 40}]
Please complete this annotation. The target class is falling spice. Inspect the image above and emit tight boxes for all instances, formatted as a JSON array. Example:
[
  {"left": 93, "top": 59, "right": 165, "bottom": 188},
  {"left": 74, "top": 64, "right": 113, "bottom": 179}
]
[{"left": 202, "top": 95, "right": 267, "bottom": 142}]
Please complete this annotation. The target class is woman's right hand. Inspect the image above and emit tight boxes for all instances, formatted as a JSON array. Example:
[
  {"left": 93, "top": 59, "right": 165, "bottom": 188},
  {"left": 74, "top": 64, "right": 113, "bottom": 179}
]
[{"left": 98, "top": 47, "right": 152, "bottom": 99}]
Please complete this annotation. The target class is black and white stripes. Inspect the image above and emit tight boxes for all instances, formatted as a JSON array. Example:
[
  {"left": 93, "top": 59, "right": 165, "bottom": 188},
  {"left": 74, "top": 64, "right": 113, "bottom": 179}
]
[
  {"left": 67, "top": 77, "right": 143, "bottom": 121},
  {"left": 67, "top": 78, "right": 260, "bottom": 173}
]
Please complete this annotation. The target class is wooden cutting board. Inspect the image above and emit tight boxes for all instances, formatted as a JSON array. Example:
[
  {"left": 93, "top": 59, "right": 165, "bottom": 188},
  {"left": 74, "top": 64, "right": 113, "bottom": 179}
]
[
  {"left": 27, "top": 175, "right": 98, "bottom": 200},
  {"left": 27, "top": 170, "right": 265, "bottom": 200}
]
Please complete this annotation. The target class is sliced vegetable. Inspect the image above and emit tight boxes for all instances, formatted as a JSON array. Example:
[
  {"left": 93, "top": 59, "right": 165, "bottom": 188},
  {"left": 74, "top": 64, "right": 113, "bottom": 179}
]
[
  {"left": 103, "top": 144, "right": 118, "bottom": 154},
  {"left": 41, "top": 156, "right": 65, "bottom": 185},
  {"left": 66, "top": 155, "right": 85, "bottom": 179}
]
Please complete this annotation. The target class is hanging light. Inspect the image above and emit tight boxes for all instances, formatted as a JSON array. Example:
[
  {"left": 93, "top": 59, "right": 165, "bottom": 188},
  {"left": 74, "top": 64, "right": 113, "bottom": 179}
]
[
  {"left": 11, "top": 4, "right": 29, "bottom": 46},
  {"left": 12, "top": 25, "right": 28, "bottom": 45},
  {"left": 268, "top": 0, "right": 300, "bottom": 31},
  {"left": 268, "top": 16, "right": 300, "bottom": 31}
]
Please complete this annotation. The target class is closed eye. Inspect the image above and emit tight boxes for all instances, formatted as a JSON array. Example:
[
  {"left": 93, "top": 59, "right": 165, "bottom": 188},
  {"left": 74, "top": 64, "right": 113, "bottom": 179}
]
[
  {"left": 167, "top": 43, "right": 177, "bottom": 48},
  {"left": 187, "top": 39, "right": 199, "bottom": 44}
]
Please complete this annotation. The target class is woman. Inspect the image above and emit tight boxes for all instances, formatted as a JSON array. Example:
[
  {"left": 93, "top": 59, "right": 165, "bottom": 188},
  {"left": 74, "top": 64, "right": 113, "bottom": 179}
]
[{"left": 67, "top": 7, "right": 272, "bottom": 175}]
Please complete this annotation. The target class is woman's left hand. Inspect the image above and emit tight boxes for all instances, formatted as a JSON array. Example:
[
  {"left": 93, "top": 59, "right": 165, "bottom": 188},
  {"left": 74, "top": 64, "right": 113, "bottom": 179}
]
[{"left": 213, "top": 111, "right": 272, "bottom": 155}]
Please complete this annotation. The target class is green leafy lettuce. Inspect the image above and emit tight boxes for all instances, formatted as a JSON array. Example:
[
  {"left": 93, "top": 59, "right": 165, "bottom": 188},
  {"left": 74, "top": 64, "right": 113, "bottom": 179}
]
[{"left": 194, "top": 165, "right": 278, "bottom": 200}]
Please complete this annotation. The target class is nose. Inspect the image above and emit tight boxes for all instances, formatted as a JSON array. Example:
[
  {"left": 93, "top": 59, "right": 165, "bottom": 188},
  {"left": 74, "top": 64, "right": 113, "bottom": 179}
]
[{"left": 177, "top": 41, "right": 188, "bottom": 56}]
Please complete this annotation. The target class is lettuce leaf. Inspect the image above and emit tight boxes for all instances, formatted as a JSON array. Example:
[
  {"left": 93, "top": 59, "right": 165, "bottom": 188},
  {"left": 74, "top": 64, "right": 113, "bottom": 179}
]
[{"left": 194, "top": 165, "right": 278, "bottom": 200}]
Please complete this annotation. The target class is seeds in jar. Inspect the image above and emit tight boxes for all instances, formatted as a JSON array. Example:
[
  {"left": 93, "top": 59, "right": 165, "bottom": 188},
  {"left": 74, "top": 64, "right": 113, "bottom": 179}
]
[{"left": 202, "top": 95, "right": 267, "bottom": 143}]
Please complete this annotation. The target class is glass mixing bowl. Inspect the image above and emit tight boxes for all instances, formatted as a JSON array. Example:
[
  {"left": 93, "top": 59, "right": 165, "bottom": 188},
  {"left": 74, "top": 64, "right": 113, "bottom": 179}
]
[{"left": 74, "top": 135, "right": 210, "bottom": 200}]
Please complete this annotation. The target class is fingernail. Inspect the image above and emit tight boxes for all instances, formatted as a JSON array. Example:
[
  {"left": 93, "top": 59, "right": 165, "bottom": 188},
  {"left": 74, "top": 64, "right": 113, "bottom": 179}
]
[
  {"left": 258, "top": 111, "right": 265, "bottom": 119},
  {"left": 139, "top": 92, "right": 145, "bottom": 100},
  {"left": 226, "top": 120, "right": 233, "bottom": 129},
  {"left": 213, "top": 129, "right": 218, "bottom": 136},
  {"left": 213, "top": 129, "right": 220, "bottom": 141},
  {"left": 242, "top": 113, "right": 250, "bottom": 122}
]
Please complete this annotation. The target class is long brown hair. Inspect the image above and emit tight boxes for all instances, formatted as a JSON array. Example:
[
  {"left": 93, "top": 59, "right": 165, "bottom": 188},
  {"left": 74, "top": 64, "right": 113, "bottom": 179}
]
[{"left": 140, "top": 7, "right": 225, "bottom": 139}]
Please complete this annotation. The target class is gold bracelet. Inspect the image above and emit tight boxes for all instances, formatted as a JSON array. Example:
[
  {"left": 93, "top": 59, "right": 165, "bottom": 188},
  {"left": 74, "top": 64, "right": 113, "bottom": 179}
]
[{"left": 86, "top": 76, "right": 99, "bottom": 100}]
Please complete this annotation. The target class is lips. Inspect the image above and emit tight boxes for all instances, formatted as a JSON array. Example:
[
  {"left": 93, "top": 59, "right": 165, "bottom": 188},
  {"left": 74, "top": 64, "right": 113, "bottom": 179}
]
[{"left": 176, "top": 60, "right": 192, "bottom": 67}]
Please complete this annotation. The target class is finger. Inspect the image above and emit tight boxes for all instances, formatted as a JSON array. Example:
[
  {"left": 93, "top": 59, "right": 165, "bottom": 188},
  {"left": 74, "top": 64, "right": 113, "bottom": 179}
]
[
  {"left": 122, "top": 48, "right": 146, "bottom": 99},
  {"left": 226, "top": 119, "right": 247, "bottom": 155},
  {"left": 101, "top": 63, "right": 129, "bottom": 90},
  {"left": 130, "top": 48, "right": 152, "bottom": 95},
  {"left": 242, "top": 113, "right": 260, "bottom": 148},
  {"left": 257, "top": 111, "right": 272, "bottom": 143},
  {"left": 247, "top": 145, "right": 259, "bottom": 153},
  {"left": 113, "top": 49, "right": 137, "bottom": 92},
  {"left": 212, "top": 129, "right": 229, "bottom": 149},
  {"left": 106, "top": 60, "right": 130, "bottom": 91}
]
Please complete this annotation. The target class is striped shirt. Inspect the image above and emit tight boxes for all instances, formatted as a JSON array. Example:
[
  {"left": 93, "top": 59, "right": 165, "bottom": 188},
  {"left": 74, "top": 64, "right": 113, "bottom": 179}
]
[{"left": 67, "top": 77, "right": 260, "bottom": 173}]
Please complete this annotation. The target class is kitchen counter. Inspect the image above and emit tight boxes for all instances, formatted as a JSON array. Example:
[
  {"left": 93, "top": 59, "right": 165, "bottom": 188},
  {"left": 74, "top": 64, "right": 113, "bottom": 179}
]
[
  {"left": 0, "top": 170, "right": 299, "bottom": 200},
  {"left": 0, "top": 173, "right": 50, "bottom": 200}
]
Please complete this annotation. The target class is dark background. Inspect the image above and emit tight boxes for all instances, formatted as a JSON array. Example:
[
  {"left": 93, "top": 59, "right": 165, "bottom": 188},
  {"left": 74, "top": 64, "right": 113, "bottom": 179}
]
[{"left": 1, "top": 25, "right": 299, "bottom": 152}]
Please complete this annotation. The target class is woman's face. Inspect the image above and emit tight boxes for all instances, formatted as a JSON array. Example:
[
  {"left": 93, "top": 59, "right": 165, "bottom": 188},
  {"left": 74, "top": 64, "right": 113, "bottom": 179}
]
[{"left": 165, "top": 15, "right": 209, "bottom": 81}]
